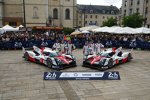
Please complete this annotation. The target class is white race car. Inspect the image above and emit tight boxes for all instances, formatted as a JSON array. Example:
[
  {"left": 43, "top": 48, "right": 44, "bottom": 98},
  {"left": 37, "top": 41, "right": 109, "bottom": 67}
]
[
  {"left": 22, "top": 46, "right": 76, "bottom": 70},
  {"left": 83, "top": 47, "right": 133, "bottom": 70}
]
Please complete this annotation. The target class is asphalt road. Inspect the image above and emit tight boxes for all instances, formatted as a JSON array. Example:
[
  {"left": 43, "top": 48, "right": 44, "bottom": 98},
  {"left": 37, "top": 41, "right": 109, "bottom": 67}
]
[{"left": 0, "top": 49, "right": 150, "bottom": 100}]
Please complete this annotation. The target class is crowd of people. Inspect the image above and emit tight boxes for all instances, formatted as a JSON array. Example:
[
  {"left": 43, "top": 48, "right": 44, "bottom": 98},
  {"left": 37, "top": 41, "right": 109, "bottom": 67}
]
[{"left": 0, "top": 30, "right": 150, "bottom": 50}]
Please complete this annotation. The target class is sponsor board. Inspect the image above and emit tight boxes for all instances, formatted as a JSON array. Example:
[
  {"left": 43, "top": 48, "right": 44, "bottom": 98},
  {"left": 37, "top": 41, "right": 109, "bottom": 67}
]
[{"left": 44, "top": 71, "right": 120, "bottom": 80}]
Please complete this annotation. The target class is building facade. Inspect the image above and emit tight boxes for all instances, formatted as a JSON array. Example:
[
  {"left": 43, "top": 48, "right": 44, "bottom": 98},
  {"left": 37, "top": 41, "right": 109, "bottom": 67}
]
[
  {"left": 2, "top": 0, "right": 77, "bottom": 28},
  {"left": 121, "top": 0, "right": 150, "bottom": 27},
  {"left": 0, "top": 0, "right": 3, "bottom": 27},
  {"left": 77, "top": 5, "right": 119, "bottom": 27}
]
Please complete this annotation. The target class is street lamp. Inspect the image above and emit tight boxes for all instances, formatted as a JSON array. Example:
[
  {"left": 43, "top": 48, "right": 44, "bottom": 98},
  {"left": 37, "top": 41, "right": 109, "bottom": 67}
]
[{"left": 23, "top": 0, "right": 26, "bottom": 28}]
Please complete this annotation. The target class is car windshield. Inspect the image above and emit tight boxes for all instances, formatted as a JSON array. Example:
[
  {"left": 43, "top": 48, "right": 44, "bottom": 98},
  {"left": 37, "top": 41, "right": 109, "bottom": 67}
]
[{"left": 49, "top": 52, "right": 59, "bottom": 57}]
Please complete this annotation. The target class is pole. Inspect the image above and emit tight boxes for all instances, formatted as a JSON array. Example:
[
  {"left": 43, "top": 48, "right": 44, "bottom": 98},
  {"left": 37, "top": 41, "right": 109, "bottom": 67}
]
[
  {"left": 84, "top": 7, "right": 86, "bottom": 26},
  {"left": 23, "top": 0, "right": 26, "bottom": 28}
]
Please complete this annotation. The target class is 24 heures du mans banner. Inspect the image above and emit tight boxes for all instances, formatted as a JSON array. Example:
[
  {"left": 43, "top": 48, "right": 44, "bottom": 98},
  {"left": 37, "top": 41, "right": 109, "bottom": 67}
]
[{"left": 44, "top": 71, "right": 120, "bottom": 80}]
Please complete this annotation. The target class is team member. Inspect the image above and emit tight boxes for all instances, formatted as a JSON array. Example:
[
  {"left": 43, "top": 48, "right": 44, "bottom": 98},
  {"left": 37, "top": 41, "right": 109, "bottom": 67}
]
[
  {"left": 83, "top": 42, "right": 89, "bottom": 55},
  {"left": 60, "top": 40, "right": 65, "bottom": 54},
  {"left": 95, "top": 41, "right": 104, "bottom": 54},
  {"left": 64, "top": 41, "right": 75, "bottom": 55},
  {"left": 52, "top": 40, "right": 61, "bottom": 52},
  {"left": 89, "top": 41, "right": 95, "bottom": 54}
]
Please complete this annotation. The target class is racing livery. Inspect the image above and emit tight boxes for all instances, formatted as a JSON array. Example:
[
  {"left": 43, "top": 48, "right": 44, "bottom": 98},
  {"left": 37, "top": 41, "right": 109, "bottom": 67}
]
[
  {"left": 22, "top": 46, "right": 76, "bottom": 70},
  {"left": 82, "top": 47, "right": 133, "bottom": 70}
]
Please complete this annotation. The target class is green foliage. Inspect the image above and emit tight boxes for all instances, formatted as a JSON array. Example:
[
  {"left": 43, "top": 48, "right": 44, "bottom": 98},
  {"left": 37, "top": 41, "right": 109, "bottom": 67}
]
[
  {"left": 63, "top": 27, "right": 75, "bottom": 35},
  {"left": 102, "top": 17, "right": 117, "bottom": 27},
  {"left": 122, "top": 13, "right": 145, "bottom": 28}
]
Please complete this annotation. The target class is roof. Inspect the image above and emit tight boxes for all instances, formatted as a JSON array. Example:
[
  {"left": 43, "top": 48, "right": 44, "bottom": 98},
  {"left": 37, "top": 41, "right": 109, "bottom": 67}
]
[{"left": 77, "top": 5, "right": 119, "bottom": 15}]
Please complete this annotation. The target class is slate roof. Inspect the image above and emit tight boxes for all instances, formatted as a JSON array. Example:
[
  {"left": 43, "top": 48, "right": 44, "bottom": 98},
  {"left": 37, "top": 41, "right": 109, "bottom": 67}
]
[{"left": 77, "top": 5, "right": 119, "bottom": 15}]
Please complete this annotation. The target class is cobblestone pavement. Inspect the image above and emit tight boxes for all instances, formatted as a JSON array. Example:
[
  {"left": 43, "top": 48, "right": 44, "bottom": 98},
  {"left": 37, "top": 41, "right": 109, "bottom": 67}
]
[{"left": 0, "top": 49, "right": 150, "bottom": 100}]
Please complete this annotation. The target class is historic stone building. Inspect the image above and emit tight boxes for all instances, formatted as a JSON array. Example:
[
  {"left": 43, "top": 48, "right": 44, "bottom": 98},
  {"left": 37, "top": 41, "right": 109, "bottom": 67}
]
[
  {"left": 0, "top": 0, "right": 3, "bottom": 27},
  {"left": 77, "top": 5, "right": 119, "bottom": 27},
  {"left": 121, "top": 0, "right": 150, "bottom": 27},
  {"left": 2, "top": 0, "right": 77, "bottom": 28}
]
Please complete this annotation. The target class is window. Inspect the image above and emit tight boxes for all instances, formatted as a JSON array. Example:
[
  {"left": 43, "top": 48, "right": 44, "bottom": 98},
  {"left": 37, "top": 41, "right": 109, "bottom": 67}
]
[
  {"left": 53, "top": 8, "right": 58, "bottom": 19},
  {"left": 33, "top": 7, "right": 39, "bottom": 18},
  {"left": 136, "top": 8, "right": 139, "bottom": 13},
  {"left": 102, "top": 10, "right": 105, "bottom": 14},
  {"left": 66, "top": 0, "right": 70, "bottom": 2},
  {"left": 111, "top": 11, "right": 114, "bottom": 14},
  {"left": 85, "top": 15, "right": 87, "bottom": 18},
  {"left": 137, "top": 0, "right": 140, "bottom": 5},
  {"left": 130, "top": 0, "right": 133, "bottom": 6},
  {"left": 103, "top": 16, "right": 105, "bottom": 19},
  {"left": 146, "top": 0, "right": 148, "bottom": 3},
  {"left": 85, "top": 21, "right": 87, "bottom": 24},
  {"left": 90, "top": 15, "right": 92, "bottom": 18},
  {"left": 79, "top": 21, "right": 81, "bottom": 24},
  {"left": 9, "top": 22, "right": 17, "bottom": 26},
  {"left": 129, "top": 9, "right": 132, "bottom": 15},
  {"left": 124, "top": 9, "right": 126, "bottom": 16},
  {"left": 125, "top": 1, "right": 127, "bottom": 7},
  {"left": 90, "top": 10, "right": 93, "bottom": 13},
  {"left": 65, "top": 9, "right": 70, "bottom": 19},
  {"left": 145, "top": 7, "right": 148, "bottom": 14},
  {"left": 95, "top": 15, "right": 97, "bottom": 19}
]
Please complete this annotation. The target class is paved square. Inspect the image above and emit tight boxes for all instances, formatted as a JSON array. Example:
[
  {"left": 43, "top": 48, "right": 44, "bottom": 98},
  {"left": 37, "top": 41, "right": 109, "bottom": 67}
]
[{"left": 0, "top": 49, "right": 150, "bottom": 100}]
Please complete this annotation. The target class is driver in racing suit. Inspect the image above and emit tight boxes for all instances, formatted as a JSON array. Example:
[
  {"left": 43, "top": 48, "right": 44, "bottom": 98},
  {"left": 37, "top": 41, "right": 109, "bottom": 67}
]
[
  {"left": 64, "top": 41, "right": 75, "bottom": 55},
  {"left": 52, "top": 40, "right": 61, "bottom": 52},
  {"left": 95, "top": 41, "right": 104, "bottom": 54}
]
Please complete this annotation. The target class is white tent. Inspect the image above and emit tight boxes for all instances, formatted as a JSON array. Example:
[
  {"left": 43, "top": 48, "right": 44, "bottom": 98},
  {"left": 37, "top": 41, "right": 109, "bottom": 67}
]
[
  {"left": 79, "top": 25, "right": 100, "bottom": 31},
  {"left": 2, "top": 25, "right": 19, "bottom": 32},
  {"left": 81, "top": 30, "right": 90, "bottom": 34},
  {"left": 135, "top": 27, "right": 150, "bottom": 34}
]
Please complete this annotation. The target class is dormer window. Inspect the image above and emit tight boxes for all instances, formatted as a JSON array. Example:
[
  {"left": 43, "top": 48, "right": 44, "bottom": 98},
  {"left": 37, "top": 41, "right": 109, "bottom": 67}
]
[
  {"left": 102, "top": 10, "right": 105, "bottom": 14},
  {"left": 90, "top": 10, "right": 93, "bottom": 13}
]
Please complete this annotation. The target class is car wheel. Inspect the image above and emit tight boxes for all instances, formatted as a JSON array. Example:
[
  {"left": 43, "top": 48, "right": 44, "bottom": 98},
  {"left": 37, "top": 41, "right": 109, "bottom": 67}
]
[
  {"left": 46, "top": 58, "right": 53, "bottom": 68},
  {"left": 127, "top": 53, "right": 132, "bottom": 62},
  {"left": 24, "top": 52, "right": 29, "bottom": 61},
  {"left": 107, "top": 58, "right": 113, "bottom": 68}
]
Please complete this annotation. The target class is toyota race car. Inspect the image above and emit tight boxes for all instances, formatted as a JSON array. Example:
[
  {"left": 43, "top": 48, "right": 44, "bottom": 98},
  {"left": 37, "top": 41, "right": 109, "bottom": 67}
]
[
  {"left": 82, "top": 47, "right": 133, "bottom": 70},
  {"left": 22, "top": 46, "right": 76, "bottom": 70}
]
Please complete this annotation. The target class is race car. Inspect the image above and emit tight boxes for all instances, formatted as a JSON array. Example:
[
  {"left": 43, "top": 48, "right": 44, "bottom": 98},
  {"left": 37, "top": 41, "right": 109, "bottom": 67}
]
[
  {"left": 82, "top": 47, "right": 133, "bottom": 70},
  {"left": 22, "top": 46, "right": 76, "bottom": 70}
]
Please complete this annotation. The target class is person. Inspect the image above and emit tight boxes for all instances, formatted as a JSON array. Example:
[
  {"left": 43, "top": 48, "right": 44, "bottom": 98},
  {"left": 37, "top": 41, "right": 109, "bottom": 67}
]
[
  {"left": 89, "top": 41, "right": 95, "bottom": 54},
  {"left": 64, "top": 41, "right": 75, "bottom": 55},
  {"left": 52, "top": 40, "right": 61, "bottom": 52},
  {"left": 60, "top": 40, "right": 65, "bottom": 54},
  {"left": 83, "top": 42, "right": 89, "bottom": 55},
  {"left": 95, "top": 41, "right": 104, "bottom": 54}
]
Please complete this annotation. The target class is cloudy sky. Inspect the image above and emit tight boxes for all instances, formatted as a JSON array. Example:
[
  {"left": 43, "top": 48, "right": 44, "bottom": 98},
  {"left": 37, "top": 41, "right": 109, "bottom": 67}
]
[{"left": 77, "top": 0, "right": 122, "bottom": 8}]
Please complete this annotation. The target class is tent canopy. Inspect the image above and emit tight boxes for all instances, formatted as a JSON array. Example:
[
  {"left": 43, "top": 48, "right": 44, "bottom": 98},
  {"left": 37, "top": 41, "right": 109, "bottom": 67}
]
[{"left": 1, "top": 25, "right": 19, "bottom": 32}]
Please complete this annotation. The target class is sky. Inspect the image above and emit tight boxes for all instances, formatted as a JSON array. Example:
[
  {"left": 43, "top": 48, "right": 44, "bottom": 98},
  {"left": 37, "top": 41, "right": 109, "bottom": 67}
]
[{"left": 77, "top": 0, "right": 122, "bottom": 8}]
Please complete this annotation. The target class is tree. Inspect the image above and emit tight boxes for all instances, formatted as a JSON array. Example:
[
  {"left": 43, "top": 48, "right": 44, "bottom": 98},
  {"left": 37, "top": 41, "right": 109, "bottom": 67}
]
[
  {"left": 122, "top": 13, "right": 145, "bottom": 28},
  {"left": 102, "top": 17, "right": 117, "bottom": 27},
  {"left": 63, "top": 27, "right": 75, "bottom": 35}
]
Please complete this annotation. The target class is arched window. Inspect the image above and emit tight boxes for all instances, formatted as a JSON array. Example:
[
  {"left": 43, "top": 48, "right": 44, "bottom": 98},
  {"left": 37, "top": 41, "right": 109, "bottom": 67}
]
[
  {"left": 33, "top": 7, "right": 39, "bottom": 18},
  {"left": 65, "top": 9, "right": 70, "bottom": 19},
  {"left": 53, "top": 8, "right": 58, "bottom": 19}
]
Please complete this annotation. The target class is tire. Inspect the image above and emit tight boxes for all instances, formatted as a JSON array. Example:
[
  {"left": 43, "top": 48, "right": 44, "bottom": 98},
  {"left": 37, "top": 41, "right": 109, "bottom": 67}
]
[
  {"left": 107, "top": 58, "right": 113, "bottom": 68},
  {"left": 127, "top": 53, "right": 132, "bottom": 62},
  {"left": 46, "top": 58, "right": 53, "bottom": 68},
  {"left": 24, "top": 52, "right": 29, "bottom": 61}
]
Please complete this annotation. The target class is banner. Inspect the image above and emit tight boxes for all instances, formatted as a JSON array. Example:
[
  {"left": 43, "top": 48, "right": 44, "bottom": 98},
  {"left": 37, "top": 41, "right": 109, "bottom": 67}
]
[{"left": 44, "top": 71, "right": 120, "bottom": 80}]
